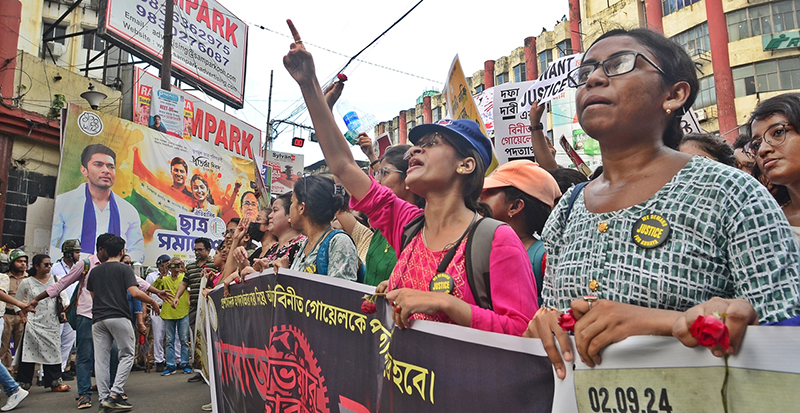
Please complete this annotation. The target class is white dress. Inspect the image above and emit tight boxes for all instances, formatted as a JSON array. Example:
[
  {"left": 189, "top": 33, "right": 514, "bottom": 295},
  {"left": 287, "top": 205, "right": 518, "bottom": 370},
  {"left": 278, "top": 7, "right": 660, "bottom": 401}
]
[{"left": 16, "top": 276, "right": 62, "bottom": 365}]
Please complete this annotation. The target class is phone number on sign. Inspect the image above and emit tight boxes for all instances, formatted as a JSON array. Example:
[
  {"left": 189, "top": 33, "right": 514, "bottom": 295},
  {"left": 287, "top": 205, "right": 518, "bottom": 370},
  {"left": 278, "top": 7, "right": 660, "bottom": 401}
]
[
  {"left": 586, "top": 387, "right": 673, "bottom": 413},
  {"left": 136, "top": 0, "right": 232, "bottom": 66}
]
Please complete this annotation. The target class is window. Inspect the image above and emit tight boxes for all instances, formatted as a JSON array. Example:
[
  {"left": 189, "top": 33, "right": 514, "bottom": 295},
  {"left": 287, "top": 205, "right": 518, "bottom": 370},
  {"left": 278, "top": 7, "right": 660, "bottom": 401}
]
[
  {"left": 514, "top": 64, "right": 527, "bottom": 82},
  {"left": 662, "top": 0, "right": 701, "bottom": 17},
  {"left": 496, "top": 72, "right": 508, "bottom": 85},
  {"left": 671, "top": 23, "right": 710, "bottom": 56},
  {"left": 407, "top": 121, "right": 416, "bottom": 130},
  {"left": 539, "top": 49, "right": 552, "bottom": 74},
  {"left": 433, "top": 107, "right": 442, "bottom": 122},
  {"left": 733, "top": 57, "right": 800, "bottom": 97},
  {"left": 556, "top": 40, "right": 573, "bottom": 57},
  {"left": 43, "top": 23, "right": 66, "bottom": 44},
  {"left": 475, "top": 84, "right": 484, "bottom": 94},
  {"left": 83, "top": 31, "right": 106, "bottom": 51},
  {"left": 693, "top": 76, "right": 717, "bottom": 109},
  {"left": 727, "top": 2, "right": 800, "bottom": 42},
  {"left": 416, "top": 116, "right": 424, "bottom": 125}
]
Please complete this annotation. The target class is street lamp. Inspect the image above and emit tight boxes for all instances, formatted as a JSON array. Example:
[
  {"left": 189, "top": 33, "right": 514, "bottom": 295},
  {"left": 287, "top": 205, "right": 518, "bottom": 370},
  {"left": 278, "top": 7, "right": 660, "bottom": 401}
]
[{"left": 80, "top": 83, "right": 107, "bottom": 110}]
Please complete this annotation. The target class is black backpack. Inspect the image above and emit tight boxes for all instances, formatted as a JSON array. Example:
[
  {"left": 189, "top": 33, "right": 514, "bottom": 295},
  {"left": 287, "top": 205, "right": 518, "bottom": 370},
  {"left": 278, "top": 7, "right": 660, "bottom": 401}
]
[{"left": 400, "top": 215, "right": 504, "bottom": 310}]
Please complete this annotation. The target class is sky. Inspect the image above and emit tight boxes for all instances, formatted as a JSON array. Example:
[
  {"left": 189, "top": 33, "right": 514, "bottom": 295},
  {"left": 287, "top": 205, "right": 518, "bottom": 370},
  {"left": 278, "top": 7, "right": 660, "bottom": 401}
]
[{"left": 197, "top": 0, "right": 569, "bottom": 166}]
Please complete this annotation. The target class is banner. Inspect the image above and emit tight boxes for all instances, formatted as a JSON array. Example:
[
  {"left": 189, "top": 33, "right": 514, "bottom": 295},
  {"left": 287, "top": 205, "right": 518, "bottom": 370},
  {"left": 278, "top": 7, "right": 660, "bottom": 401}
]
[
  {"left": 443, "top": 55, "right": 498, "bottom": 174},
  {"left": 192, "top": 277, "right": 210, "bottom": 382},
  {"left": 133, "top": 67, "right": 262, "bottom": 154},
  {"left": 681, "top": 109, "right": 704, "bottom": 135},
  {"left": 51, "top": 103, "right": 256, "bottom": 264},
  {"left": 150, "top": 88, "right": 185, "bottom": 138},
  {"left": 265, "top": 150, "right": 304, "bottom": 195},
  {"left": 474, "top": 86, "right": 494, "bottom": 135},
  {"left": 493, "top": 80, "right": 541, "bottom": 164},
  {"left": 100, "top": 0, "right": 248, "bottom": 108},
  {"left": 206, "top": 269, "right": 800, "bottom": 412},
  {"left": 519, "top": 54, "right": 582, "bottom": 112}
]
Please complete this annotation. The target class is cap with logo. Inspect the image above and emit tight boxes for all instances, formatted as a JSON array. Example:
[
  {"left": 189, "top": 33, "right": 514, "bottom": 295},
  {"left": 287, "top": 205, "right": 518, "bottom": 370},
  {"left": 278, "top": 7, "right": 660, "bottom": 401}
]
[
  {"left": 408, "top": 119, "right": 494, "bottom": 169},
  {"left": 61, "top": 239, "right": 82, "bottom": 254},
  {"left": 156, "top": 254, "right": 172, "bottom": 265},
  {"left": 8, "top": 249, "right": 28, "bottom": 263},
  {"left": 483, "top": 160, "right": 562, "bottom": 209}
]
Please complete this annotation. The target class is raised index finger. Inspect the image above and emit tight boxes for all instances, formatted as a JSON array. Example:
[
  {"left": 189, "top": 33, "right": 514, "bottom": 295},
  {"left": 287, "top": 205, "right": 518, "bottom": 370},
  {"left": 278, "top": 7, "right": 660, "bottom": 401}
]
[{"left": 286, "top": 19, "right": 301, "bottom": 42}]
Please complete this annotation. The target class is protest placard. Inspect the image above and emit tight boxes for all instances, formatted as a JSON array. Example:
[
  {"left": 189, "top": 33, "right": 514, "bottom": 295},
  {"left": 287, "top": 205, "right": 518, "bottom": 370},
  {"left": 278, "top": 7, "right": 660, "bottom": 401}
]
[
  {"left": 493, "top": 81, "right": 543, "bottom": 163},
  {"left": 519, "top": 54, "right": 582, "bottom": 112}
]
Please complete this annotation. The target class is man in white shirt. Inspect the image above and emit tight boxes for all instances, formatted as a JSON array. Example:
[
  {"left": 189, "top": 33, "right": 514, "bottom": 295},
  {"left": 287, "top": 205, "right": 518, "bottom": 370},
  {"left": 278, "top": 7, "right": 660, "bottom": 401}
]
[
  {"left": 50, "top": 144, "right": 145, "bottom": 263},
  {"left": 50, "top": 239, "right": 82, "bottom": 381}
]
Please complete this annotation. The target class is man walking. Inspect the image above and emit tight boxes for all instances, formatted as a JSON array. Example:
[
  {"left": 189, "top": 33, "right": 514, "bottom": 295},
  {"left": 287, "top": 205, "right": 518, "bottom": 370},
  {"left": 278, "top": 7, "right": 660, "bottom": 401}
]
[
  {"left": 87, "top": 236, "right": 161, "bottom": 411},
  {"left": 0, "top": 253, "right": 33, "bottom": 411},
  {"left": 50, "top": 239, "right": 82, "bottom": 381},
  {"left": 0, "top": 250, "right": 26, "bottom": 373},
  {"left": 146, "top": 255, "right": 172, "bottom": 372}
]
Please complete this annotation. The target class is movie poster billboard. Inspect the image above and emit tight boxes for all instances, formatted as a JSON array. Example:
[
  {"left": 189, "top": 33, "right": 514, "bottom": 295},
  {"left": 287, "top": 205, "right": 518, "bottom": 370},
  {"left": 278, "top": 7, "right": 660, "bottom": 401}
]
[
  {"left": 493, "top": 81, "right": 540, "bottom": 164},
  {"left": 100, "top": 0, "right": 248, "bottom": 108},
  {"left": 265, "top": 150, "right": 304, "bottom": 195},
  {"left": 133, "top": 67, "right": 262, "bottom": 147},
  {"left": 51, "top": 103, "right": 256, "bottom": 265}
]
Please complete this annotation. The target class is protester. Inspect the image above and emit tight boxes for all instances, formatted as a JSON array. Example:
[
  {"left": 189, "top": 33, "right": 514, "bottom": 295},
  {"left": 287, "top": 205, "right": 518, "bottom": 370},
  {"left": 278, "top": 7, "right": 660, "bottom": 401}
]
[
  {"left": 0, "top": 259, "right": 32, "bottom": 411},
  {"left": 548, "top": 167, "right": 589, "bottom": 195},
  {"left": 0, "top": 250, "right": 26, "bottom": 374},
  {"left": 253, "top": 193, "right": 305, "bottom": 266},
  {"left": 15, "top": 254, "right": 70, "bottom": 392},
  {"left": 28, "top": 234, "right": 172, "bottom": 409},
  {"left": 50, "top": 239, "right": 81, "bottom": 381},
  {"left": 247, "top": 209, "right": 280, "bottom": 265},
  {"left": 678, "top": 133, "right": 736, "bottom": 166},
  {"left": 282, "top": 19, "right": 538, "bottom": 335},
  {"left": 479, "top": 160, "right": 561, "bottom": 304},
  {"left": 145, "top": 255, "right": 171, "bottom": 372},
  {"left": 120, "top": 255, "right": 146, "bottom": 371},
  {"left": 153, "top": 258, "right": 191, "bottom": 376},
  {"left": 732, "top": 133, "right": 754, "bottom": 173},
  {"left": 524, "top": 28, "right": 800, "bottom": 379},
  {"left": 744, "top": 93, "right": 800, "bottom": 237},
  {"left": 86, "top": 236, "right": 161, "bottom": 410}
]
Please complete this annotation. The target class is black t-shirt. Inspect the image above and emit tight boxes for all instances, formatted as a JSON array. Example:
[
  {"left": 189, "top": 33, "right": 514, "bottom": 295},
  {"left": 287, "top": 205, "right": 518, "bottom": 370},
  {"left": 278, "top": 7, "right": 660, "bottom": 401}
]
[{"left": 86, "top": 261, "right": 138, "bottom": 324}]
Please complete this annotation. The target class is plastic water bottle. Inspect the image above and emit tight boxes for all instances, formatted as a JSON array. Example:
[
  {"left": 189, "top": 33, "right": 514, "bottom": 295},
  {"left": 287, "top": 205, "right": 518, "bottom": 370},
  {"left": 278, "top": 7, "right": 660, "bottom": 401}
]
[{"left": 336, "top": 100, "right": 377, "bottom": 145}]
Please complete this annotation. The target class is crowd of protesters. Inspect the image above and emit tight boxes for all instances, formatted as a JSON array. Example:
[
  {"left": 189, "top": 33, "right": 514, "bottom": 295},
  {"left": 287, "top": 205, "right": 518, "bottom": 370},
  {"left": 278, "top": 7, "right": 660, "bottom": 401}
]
[{"left": 0, "top": 21, "right": 800, "bottom": 413}]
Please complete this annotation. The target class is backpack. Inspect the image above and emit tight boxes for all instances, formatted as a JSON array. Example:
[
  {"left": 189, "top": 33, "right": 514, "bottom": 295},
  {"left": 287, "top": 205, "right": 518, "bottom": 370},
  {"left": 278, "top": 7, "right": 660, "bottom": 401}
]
[
  {"left": 316, "top": 229, "right": 367, "bottom": 283},
  {"left": 527, "top": 239, "right": 546, "bottom": 307},
  {"left": 400, "top": 215, "right": 504, "bottom": 310},
  {"left": 64, "top": 259, "right": 91, "bottom": 329}
]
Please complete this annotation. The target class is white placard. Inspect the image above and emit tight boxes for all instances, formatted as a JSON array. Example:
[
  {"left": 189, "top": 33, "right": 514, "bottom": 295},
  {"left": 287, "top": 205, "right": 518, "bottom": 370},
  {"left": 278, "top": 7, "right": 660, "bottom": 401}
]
[
  {"left": 493, "top": 80, "right": 543, "bottom": 163},
  {"left": 519, "top": 54, "right": 582, "bottom": 112}
]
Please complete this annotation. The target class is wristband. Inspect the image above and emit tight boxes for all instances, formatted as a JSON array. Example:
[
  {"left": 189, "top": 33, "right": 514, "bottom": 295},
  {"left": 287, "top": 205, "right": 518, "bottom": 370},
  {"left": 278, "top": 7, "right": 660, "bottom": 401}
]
[
  {"left": 370, "top": 159, "right": 381, "bottom": 168},
  {"left": 532, "top": 123, "right": 544, "bottom": 131}
]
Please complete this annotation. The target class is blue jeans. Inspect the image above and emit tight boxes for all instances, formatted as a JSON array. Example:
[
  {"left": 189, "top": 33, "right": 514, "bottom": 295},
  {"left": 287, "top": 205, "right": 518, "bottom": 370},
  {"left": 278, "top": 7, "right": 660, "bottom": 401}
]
[
  {"left": 0, "top": 363, "right": 18, "bottom": 396},
  {"left": 164, "top": 316, "right": 190, "bottom": 369},
  {"left": 75, "top": 315, "right": 118, "bottom": 397}
]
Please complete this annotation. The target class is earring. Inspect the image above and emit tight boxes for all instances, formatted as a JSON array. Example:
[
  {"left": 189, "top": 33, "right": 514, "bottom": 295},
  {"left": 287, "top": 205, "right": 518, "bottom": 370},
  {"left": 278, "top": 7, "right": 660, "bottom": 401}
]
[
  {"left": 665, "top": 108, "right": 672, "bottom": 114},
  {"left": 457, "top": 167, "right": 464, "bottom": 174},
  {"left": 405, "top": 186, "right": 409, "bottom": 190}
]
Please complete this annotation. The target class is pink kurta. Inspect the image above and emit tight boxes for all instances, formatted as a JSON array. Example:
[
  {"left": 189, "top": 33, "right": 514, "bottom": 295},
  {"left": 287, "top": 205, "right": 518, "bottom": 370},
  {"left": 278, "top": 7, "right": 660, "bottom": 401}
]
[{"left": 351, "top": 177, "right": 538, "bottom": 336}]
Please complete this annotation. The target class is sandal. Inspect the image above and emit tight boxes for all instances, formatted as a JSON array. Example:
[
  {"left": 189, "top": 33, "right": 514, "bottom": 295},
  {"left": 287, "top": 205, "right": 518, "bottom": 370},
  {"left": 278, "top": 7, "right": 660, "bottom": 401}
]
[
  {"left": 52, "top": 383, "right": 71, "bottom": 392},
  {"left": 120, "top": 393, "right": 128, "bottom": 401},
  {"left": 77, "top": 395, "right": 92, "bottom": 409}
]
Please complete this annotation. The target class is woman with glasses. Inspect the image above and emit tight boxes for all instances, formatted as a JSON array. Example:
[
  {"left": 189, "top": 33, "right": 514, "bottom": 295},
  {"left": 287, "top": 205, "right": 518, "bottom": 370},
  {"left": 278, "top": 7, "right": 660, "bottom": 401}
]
[
  {"left": 16, "top": 254, "right": 71, "bottom": 392},
  {"left": 745, "top": 93, "right": 800, "bottom": 240},
  {"left": 525, "top": 28, "right": 800, "bottom": 379},
  {"left": 282, "top": 20, "right": 538, "bottom": 336}
]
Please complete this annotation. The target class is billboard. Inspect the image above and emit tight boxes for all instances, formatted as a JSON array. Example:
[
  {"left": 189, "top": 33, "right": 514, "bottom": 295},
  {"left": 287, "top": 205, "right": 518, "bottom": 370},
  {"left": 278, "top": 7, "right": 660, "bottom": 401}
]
[
  {"left": 100, "top": 0, "right": 248, "bottom": 109},
  {"left": 51, "top": 103, "right": 257, "bottom": 265},
  {"left": 133, "top": 67, "right": 261, "bottom": 155},
  {"left": 264, "top": 150, "right": 304, "bottom": 195}
]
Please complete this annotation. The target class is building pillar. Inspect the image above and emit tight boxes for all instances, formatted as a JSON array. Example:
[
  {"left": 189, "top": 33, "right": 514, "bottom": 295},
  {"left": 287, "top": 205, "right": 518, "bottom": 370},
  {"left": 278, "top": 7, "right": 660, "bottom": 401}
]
[
  {"left": 378, "top": 122, "right": 386, "bottom": 134},
  {"left": 525, "top": 36, "right": 538, "bottom": 81},
  {"left": 706, "top": 0, "right": 737, "bottom": 142},
  {"left": 423, "top": 96, "right": 432, "bottom": 124},
  {"left": 0, "top": 0, "right": 22, "bottom": 244},
  {"left": 568, "top": 0, "right": 583, "bottom": 52},
  {"left": 484, "top": 60, "right": 495, "bottom": 88},
  {"left": 398, "top": 110, "right": 407, "bottom": 144},
  {"left": 644, "top": 0, "right": 664, "bottom": 34}
]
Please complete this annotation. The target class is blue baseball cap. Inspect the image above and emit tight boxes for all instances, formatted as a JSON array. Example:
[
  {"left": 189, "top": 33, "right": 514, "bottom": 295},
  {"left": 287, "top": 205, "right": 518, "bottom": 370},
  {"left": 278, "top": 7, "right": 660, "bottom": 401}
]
[
  {"left": 408, "top": 119, "right": 493, "bottom": 169},
  {"left": 156, "top": 254, "right": 171, "bottom": 265}
]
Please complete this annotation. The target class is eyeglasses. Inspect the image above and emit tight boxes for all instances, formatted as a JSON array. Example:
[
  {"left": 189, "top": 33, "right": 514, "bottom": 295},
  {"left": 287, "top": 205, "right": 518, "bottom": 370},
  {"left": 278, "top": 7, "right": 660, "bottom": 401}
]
[
  {"left": 193, "top": 248, "right": 206, "bottom": 253},
  {"left": 567, "top": 51, "right": 667, "bottom": 88},
  {"left": 242, "top": 201, "right": 258, "bottom": 208},
  {"left": 42, "top": 263, "right": 52, "bottom": 268},
  {"left": 403, "top": 133, "right": 445, "bottom": 161},
  {"left": 744, "top": 123, "right": 791, "bottom": 159},
  {"left": 374, "top": 166, "right": 404, "bottom": 181},
  {"left": 224, "top": 229, "right": 236, "bottom": 235},
  {"left": 123, "top": 262, "right": 133, "bottom": 266}
]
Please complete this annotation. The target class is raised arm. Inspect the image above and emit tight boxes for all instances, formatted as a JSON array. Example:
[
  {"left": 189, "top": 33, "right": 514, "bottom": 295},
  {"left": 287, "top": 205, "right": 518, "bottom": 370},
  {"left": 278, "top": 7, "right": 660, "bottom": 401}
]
[
  {"left": 283, "top": 19, "right": 371, "bottom": 200},
  {"left": 529, "top": 102, "right": 558, "bottom": 171}
]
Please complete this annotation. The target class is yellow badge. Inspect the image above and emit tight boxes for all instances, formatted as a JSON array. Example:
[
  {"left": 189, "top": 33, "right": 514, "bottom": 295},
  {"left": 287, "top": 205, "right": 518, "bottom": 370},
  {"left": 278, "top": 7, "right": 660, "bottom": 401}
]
[
  {"left": 631, "top": 214, "right": 671, "bottom": 249},
  {"left": 589, "top": 279, "right": 600, "bottom": 291},
  {"left": 598, "top": 222, "right": 609, "bottom": 233},
  {"left": 429, "top": 273, "right": 455, "bottom": 294}
]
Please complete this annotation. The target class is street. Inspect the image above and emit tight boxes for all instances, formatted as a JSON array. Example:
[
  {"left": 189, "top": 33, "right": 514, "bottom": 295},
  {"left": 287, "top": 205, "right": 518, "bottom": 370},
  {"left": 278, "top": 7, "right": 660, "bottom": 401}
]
[{"left": 7, "top": 370, "right": 211, "bottom": 412}]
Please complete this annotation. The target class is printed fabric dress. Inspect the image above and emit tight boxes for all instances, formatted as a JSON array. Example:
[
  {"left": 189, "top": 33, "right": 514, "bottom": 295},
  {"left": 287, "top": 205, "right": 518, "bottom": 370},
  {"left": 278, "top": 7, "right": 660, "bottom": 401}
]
[{"left": 15, "top": 276, "right": 64, "bottom": 365}]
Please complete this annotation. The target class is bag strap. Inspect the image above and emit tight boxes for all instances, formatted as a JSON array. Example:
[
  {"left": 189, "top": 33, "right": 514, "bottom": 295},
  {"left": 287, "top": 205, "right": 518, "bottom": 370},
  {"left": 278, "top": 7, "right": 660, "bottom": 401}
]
[
  {"left": 464, "top": 217, "right": 503, "bottom": 310},
  {"left": 528, "top": 240, "right": 547, "bottom": 307},
  {"left": 74, "top": 259, "right": 90, "bottom": 306},
  {"left": 400, "top": 214, "right": 426, "bottom": 252},
  {"left": 564, "top": 181, "right": 590, "bottom": 223}
]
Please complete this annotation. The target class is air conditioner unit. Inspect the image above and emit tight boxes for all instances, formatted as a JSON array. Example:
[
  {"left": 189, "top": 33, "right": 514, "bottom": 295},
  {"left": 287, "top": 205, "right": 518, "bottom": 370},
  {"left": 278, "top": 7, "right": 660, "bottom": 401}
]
[
  {"left": 47, "top": 42, "right": 67, "bottom": 57},
  {"left": 694, "top": 108, "right": 708, "bottom": 121}
]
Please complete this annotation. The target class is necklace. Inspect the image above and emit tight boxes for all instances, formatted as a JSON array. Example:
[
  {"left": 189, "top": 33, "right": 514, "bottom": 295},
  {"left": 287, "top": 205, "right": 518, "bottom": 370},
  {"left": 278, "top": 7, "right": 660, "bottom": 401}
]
[{"left": 421, "top": 212, "right": 479, "bottom": 252}]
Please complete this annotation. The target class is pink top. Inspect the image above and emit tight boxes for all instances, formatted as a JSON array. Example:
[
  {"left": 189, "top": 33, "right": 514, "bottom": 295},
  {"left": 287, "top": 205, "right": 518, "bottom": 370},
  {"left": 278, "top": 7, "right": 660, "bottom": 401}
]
[
  {"left": 46, "top": 255, "right": 152, "bottom": 319},
  {"left": 351, "top": 177, "right": 539, "bottom": 336}
]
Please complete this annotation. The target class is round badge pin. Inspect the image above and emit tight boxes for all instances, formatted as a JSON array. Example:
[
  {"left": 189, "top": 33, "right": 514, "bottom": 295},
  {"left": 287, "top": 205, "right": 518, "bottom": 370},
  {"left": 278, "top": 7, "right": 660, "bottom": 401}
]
[
  {"left": 631, "top": 214, "right": 671, "bottom": 249},
  {"left": 429, "top": 273, "right": 455, "bottom": 294}
]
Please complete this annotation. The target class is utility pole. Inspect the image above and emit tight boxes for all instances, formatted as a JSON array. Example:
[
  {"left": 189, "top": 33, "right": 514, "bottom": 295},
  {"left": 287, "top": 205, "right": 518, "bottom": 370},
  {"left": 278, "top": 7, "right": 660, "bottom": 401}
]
[
  {"left": 160, "top": 0, "right": 174, "bottom": 91},
  {"left": 265, "top": 70, "right": 273, "bottom": 157}
]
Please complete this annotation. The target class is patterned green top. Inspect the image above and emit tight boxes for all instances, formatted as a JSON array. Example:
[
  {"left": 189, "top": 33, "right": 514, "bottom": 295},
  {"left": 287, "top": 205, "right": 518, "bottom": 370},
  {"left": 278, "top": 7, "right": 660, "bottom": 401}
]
[{"left": 542, "top": 156, "right": 800, "bottom": 323}]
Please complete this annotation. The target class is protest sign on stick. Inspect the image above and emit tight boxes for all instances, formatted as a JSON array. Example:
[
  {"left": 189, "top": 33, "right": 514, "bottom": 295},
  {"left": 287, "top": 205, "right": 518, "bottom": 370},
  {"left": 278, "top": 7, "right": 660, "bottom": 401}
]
[
  {"left": 519, "top": 54, "right": 582, "bottom": 113},
  {"left": 493, "top": 81, "right": 543, "bottom": 164}
]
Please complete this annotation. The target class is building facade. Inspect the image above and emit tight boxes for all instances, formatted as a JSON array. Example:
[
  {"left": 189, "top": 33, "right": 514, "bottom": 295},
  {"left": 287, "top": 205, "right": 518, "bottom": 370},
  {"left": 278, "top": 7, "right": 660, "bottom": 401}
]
[{"left": 378, "top": 0, "right": 800, "bottom": 145}]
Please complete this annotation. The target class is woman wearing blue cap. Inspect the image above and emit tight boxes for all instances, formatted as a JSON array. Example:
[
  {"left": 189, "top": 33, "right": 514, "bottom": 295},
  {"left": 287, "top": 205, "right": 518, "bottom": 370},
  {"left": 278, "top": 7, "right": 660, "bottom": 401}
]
[{"left": 282, "top": 20, "right": 538, "bottom": 336}]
